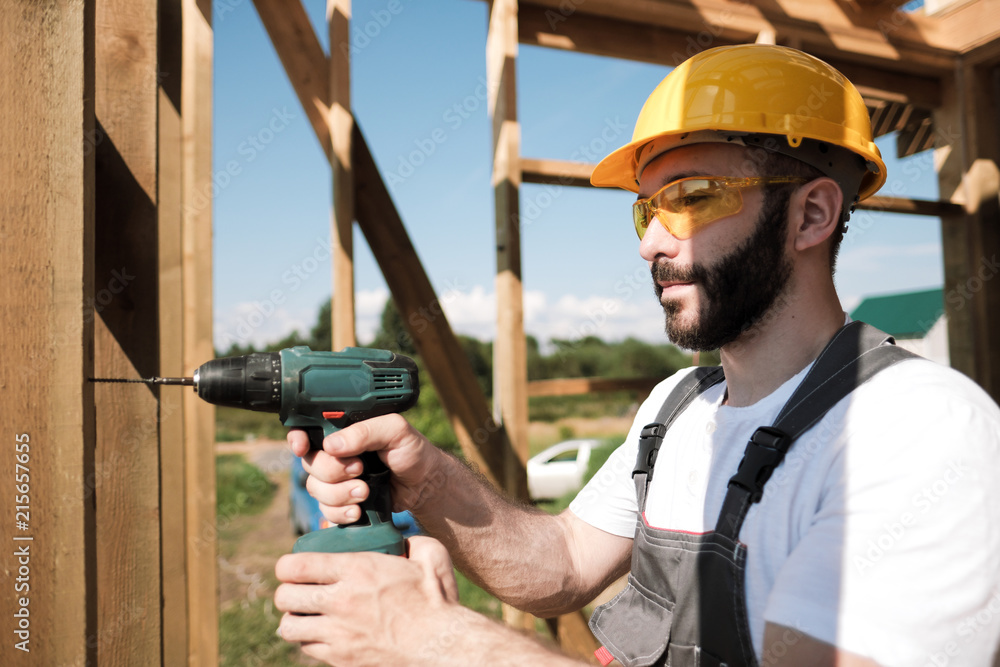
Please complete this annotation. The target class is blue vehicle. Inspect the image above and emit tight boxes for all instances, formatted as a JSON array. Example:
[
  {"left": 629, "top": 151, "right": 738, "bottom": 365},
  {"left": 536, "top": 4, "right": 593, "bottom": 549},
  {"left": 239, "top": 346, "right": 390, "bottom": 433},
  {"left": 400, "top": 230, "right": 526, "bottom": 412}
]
[{"left": 289, "top": 456, "right": 421, "bottom": 538}]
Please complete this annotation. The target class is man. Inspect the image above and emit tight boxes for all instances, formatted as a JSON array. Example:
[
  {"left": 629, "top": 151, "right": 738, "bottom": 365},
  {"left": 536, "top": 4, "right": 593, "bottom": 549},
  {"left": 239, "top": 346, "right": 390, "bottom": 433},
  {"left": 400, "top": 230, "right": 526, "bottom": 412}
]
[{"left": 274, "top": 45, "right": 1000, "bottom": 666}]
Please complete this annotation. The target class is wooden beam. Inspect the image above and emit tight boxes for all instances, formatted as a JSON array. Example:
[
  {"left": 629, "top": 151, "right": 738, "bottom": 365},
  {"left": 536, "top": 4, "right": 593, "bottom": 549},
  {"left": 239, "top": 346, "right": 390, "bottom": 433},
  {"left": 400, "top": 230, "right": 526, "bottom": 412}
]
[
  {"left": 857, "top": 195, "right": 965, "bottom": 216},
  {"left": 528, "top": 377, "right": 662, "bottom": 398},
  {"left": 520, "top": 0, "right": 957, "bottom": 75},
  {"left": 181, "top": 1, "right": 218, "bottom": 664},
  {"left": 329, "top": 0, "right": 356, "bottom": 349},
  {"left": 251, "top": 0, "right": 331, "bottom": 162},
  {"left": 934, "top": 0, "right": 1000, "bottom": 56},
  {"left": 93, "top": 0, "right": 163, "bottom": 662},
  {"left": 158, "top": 0, "right": 188, "bottom": 663},
  {"left": 521, "top": 157, "right": 593, "bottom": 188},
  {"left": 353, "top": 124, "right": 518, "bottom": 488},
  {"left": 517, "top": 1, "right": 947, "bottom": 108},
  {"left": 0, "top": 3, "right": 96, "bottom": 664}
]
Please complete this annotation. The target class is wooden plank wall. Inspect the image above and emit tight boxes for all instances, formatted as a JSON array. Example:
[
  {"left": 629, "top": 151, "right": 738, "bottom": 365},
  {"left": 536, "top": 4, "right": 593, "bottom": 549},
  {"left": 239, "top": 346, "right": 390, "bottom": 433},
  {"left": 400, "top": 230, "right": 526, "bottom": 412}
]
[
  {"left": 0, "top": 2, "right": 97, "bottom": 665},
  {"left": 0, "top": 1, "right": 219, "bottom": 664}
]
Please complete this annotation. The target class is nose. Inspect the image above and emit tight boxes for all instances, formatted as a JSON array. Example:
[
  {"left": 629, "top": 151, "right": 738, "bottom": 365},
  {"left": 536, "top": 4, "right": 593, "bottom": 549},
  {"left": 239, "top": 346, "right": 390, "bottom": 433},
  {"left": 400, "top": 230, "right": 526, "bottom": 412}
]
[{"left": 639, "top": 215, "right": 681, "bottom": 263}]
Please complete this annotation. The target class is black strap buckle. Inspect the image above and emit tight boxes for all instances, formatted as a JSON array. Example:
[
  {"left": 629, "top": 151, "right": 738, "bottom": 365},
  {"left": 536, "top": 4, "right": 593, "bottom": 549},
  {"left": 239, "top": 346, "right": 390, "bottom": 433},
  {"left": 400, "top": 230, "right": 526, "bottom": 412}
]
[
  {"left": 633, "top": 423, "right": 667, "bottom": 478},
  {"left": 727, "top": 426, "right": 791, "bottom": 503}
]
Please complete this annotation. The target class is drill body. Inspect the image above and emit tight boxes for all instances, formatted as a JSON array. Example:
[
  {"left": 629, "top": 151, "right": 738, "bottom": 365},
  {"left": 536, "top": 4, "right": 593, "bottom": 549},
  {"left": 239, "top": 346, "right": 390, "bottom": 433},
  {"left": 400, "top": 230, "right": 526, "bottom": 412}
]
[{"left": 195, "top": 346, "right": 419, "bottom": 554}]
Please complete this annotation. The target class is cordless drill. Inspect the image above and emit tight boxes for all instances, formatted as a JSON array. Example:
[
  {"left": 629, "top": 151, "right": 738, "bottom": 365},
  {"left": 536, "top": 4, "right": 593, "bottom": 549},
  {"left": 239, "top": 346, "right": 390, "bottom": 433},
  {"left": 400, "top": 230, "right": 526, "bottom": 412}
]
[{"left": 92, "top": 346, "right": 419, "bottom": 555}]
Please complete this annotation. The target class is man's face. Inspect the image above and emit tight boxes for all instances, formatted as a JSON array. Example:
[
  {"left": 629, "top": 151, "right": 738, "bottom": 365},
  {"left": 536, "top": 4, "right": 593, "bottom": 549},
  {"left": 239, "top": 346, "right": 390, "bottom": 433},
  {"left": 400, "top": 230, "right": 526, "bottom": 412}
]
[{"left": 637, "top": 144, "right": 794, "bottom": 351}]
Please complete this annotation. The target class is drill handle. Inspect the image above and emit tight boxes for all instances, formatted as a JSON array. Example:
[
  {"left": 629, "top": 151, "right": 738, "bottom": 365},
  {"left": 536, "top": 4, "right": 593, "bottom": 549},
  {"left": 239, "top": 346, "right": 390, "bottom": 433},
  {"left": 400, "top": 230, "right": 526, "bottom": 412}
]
[{"left": 302, "top": 426, "right": 394, "bottom": 527}]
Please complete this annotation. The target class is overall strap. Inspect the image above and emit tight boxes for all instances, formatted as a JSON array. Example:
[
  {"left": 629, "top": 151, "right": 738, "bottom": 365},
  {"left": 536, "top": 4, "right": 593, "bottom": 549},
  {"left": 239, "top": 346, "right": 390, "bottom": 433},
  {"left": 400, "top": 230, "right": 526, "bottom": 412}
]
[
  {"left": 715, "top": 321, "right": 917, "bottom": 540},
  {"left": 633, "top": 366, "right": 725, "bottom": 509}
]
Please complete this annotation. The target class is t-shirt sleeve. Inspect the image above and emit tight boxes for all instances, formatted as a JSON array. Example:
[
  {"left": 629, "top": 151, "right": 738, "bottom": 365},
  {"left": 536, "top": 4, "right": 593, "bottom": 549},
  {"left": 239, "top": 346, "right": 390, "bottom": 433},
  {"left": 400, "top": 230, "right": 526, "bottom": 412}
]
[
  {"left": 569, "top": 369, "right": 698, "bottom": 538},
  {"left": 763, "top": 363, "right": 1000, "bottom": 666},
  {"left": 568, "top": 437, "right": 640, "bottom": 537}
]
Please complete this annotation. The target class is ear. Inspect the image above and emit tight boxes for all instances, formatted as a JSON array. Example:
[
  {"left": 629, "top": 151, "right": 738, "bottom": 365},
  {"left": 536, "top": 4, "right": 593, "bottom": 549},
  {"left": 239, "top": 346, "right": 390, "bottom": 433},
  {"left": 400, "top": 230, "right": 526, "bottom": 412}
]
[{"left": 788, "top": 177, "right": 842, "bottom": 252}]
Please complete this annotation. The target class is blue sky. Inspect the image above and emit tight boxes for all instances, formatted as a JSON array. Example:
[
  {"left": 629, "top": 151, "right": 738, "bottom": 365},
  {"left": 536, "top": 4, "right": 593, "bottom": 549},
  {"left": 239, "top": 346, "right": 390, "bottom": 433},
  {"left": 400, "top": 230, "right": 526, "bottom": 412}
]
[{"left": 212, "top": 1, "right": 943, "bottom": 351}]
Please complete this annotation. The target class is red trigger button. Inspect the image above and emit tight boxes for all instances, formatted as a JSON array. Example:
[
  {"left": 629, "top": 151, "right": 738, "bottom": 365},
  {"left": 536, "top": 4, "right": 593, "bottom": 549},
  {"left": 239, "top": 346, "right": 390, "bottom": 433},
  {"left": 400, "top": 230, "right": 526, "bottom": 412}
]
[{"left": 322, "top": 411, "right": 345, "bottom": 419}]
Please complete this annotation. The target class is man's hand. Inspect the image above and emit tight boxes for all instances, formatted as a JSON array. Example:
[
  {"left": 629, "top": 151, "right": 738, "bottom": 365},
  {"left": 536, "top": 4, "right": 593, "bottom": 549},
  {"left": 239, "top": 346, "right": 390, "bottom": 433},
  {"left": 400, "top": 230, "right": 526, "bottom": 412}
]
[
  {"left": 274, "top": 536, "right": 460, "bottom": 666},
  {"left": 275, "top": 536, "right": 587, "bottom": 667},
  {"left": 288, "top": 414, "right": 445, "bottom": 524}
]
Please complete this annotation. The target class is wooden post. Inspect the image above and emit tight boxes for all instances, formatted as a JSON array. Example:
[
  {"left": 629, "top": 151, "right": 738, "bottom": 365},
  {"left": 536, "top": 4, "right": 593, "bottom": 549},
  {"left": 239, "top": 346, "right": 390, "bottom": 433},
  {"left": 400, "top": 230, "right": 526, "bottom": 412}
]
[
  {"left": 488, "top": 0, "right": 534, "bottom": 633},
  {"left": 329, "top": 0, "right": 356, "bottom": 350},
  {"left": 488, "top": 0, "right": 529, "bottom": 501},
  {"left": 935, "top": 57, "right": 1000, "bottom": 400},
  {"left": 181, "top": 0, "right": 219, "bottom": 664},
  {"left": 159, "top": 0, "right": 189, "bottom": 663},
  {"left": 0, "top": 2, "right": 97, "bottom": 665}
]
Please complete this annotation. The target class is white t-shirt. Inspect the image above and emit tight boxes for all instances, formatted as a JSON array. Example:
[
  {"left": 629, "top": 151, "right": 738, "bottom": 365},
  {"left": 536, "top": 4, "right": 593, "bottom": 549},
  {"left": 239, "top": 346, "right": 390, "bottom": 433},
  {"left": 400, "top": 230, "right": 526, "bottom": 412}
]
[{"left": 571, "top": 356, "right": 1000, "bottom": 666}]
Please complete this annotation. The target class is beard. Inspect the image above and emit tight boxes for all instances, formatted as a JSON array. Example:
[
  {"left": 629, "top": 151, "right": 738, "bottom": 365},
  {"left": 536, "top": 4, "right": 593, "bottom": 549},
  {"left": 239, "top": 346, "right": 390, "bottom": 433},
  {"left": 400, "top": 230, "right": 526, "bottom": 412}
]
[{"left": 653, "top": 190, "right": 793, "bottom": 351}]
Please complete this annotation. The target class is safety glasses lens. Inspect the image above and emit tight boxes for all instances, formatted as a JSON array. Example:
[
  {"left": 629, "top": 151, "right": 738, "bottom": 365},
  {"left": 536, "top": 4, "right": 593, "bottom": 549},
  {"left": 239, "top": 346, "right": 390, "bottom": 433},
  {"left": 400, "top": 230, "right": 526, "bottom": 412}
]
[{"left": 633, "top": 178, "right": 745, "bottom": 240}]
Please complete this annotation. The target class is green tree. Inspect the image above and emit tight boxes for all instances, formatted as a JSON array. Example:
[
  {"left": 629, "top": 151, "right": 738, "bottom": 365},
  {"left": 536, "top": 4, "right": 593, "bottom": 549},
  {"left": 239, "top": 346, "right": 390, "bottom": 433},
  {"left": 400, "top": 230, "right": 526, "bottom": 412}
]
[
  {"left": 309, "top": 298, "right": 332, "bottom": 351},
  {"left": 369, "top": 299, "right": 417, "bottom": 355},
  {"left": 457, "top": 335, "right": 492, "bottom": 398}
]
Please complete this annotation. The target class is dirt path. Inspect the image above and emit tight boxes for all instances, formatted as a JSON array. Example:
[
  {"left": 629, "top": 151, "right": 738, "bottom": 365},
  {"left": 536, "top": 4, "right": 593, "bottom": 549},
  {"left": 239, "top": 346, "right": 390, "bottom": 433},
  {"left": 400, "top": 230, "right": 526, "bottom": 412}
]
[{"left": 217, "top": 439, "right": 297, "bottom": 610}]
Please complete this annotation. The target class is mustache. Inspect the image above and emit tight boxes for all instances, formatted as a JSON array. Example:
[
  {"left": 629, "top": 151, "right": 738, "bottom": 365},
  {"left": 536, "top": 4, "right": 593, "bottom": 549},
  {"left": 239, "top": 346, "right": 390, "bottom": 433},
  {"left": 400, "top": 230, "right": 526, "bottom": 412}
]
[{"left": 651, "top": 260, "right": 705, "bottom": 285}]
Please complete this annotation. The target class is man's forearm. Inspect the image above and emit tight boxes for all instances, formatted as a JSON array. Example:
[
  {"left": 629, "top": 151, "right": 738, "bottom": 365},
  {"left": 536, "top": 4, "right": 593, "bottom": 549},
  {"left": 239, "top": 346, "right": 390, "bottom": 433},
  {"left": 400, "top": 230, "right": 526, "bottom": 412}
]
[
  {"left": 402, "top": 448, "right": 588, "bottom": 616},
  {"left": 415, "top": 603, "right": 591, "bottom": 667}
]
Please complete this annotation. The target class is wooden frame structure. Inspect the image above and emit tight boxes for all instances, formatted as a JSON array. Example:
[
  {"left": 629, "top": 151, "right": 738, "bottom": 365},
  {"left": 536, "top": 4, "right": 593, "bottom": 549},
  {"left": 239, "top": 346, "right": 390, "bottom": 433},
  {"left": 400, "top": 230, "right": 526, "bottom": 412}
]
[{"left": 1, "top": 1, "right": 999, "bottom": 665}]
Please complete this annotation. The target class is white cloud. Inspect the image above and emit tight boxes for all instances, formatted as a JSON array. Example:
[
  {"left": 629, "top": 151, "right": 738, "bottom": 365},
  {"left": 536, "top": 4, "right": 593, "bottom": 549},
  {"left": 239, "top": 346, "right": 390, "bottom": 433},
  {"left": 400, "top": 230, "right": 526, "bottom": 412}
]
[
  {"left": 214, "top": 301, "right": 310, "bottom": 350},
  {"left": 214, "top": 284, "right": 671, "bottom": 352},
  {"left": 441, "top": 286, "right": 667, "bottom": 348},
  {"left": 356, "top": 288, "right": 390, "bottom": 344}
]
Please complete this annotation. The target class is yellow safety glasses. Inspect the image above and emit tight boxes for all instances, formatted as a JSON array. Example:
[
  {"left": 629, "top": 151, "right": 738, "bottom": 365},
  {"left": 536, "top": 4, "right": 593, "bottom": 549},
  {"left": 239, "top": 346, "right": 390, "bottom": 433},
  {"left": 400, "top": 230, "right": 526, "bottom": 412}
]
[{"left": 633, "top": 176, "right": 807, "bottom": 240}]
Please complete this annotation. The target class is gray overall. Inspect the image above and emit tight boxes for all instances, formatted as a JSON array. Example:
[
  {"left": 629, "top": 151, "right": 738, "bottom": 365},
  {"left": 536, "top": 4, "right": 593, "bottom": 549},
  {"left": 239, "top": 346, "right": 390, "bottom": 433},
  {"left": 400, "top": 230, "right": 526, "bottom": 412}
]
[{"left": 589, "top": 322, "right": 915, "bottom": 667}]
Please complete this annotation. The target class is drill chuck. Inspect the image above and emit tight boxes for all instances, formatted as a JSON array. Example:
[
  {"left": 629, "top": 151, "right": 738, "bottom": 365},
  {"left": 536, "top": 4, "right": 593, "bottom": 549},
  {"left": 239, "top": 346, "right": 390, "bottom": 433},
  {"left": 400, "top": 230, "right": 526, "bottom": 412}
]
[{"left": 194, "top": 352, "right": 282, "bottom": 412}]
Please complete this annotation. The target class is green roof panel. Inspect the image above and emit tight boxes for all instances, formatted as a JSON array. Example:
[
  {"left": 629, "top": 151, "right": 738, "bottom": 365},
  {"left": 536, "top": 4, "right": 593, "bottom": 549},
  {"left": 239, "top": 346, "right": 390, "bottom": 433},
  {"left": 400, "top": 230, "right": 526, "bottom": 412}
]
[{"left": 849, "top": 288, "right": 944, "bottom": 339}]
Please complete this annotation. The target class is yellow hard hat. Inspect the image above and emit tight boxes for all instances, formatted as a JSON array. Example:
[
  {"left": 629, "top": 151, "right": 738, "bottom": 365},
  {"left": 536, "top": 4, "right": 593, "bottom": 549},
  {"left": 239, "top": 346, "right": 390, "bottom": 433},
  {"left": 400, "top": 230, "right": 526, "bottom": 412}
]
[{"left": 591, "top": 44, "right": 886, "bottom": 203}]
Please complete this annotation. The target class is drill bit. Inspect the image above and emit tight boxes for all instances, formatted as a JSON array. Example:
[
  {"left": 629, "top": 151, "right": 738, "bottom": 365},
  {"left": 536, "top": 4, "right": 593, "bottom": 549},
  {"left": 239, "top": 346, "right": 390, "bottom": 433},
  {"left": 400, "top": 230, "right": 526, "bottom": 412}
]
[{"left": 90, "top": 376, "right": 195, "bottom": 386}]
